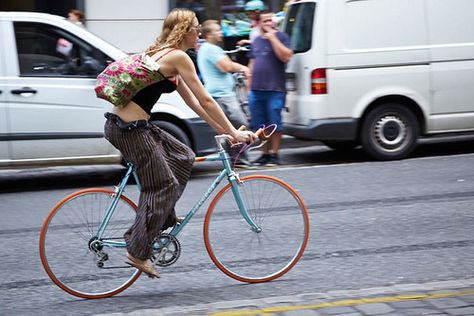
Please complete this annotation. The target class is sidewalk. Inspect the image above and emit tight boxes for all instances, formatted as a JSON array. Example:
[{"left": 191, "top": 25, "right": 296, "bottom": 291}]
[{"left": 96, "top": 279, "right": 474, "bottom": 316}]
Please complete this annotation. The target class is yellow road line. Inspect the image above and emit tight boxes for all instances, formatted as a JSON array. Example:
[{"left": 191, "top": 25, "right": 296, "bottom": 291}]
[{"left": 211, "top": 289, "right": 474, "bottom": 316}]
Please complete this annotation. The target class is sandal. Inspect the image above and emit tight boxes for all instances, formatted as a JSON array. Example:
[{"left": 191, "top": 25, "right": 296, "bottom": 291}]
[{"left": 125, "top": 253, "right": 160, "bottom": 279}]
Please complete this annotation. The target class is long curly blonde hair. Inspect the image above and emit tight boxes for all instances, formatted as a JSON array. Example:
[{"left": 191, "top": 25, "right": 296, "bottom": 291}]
[{"left": 146, "top": 8, "right": 196, "bottom": 55}]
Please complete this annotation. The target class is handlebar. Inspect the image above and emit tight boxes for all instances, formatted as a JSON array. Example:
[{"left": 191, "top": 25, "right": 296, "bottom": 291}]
[
  {"left": 224, "top": 45, "right": 251, "bottom": 55},
  {"left": 215, "top": 124, "right": 277, "bottom": 151},
  {"left": 254, "top": 125, "right": 277, "bottom": 141}
]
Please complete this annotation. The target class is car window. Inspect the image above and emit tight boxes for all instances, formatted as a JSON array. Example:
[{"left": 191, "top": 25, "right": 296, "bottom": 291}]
[
  {"left": 284, "top": 2, "right": 315, "bottom": 53},
  {"left": 14, "top": 22, "right": 111, "bottom": 77}
]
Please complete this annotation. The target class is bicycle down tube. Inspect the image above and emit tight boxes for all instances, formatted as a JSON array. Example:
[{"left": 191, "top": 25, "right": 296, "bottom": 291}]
[{"left": 170, "top": 147, "right": 261, "bottom": 237}]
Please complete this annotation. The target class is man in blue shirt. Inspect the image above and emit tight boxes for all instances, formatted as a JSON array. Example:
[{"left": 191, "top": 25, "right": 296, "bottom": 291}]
[
  {"left": 248, "top": 12, "right": 293, "bottom": 166},
  {"left": 197, "top": 20, "right": 253, "bottom": 167}
]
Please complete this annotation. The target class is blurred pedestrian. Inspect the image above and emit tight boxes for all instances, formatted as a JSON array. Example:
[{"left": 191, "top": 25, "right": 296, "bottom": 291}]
[
  {"left": 197, "top": 20, "right": 253, "bottom": 168},
  {"left": 67, "top": 9, "right": 85, "bottom": 27},
  {"left": 248, "top": 11, "right": 293, "bottom": 166},
  {"left": 97, "top": 9, "right": 256, "bottom": 278},
  {"left": 237, "top": 0, "right": 266, "bottom": 46}
]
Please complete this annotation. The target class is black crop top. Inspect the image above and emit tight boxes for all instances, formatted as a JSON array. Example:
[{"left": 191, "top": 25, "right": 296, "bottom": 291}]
[{"left": 131, "top": 78, "right": 177, "bottom": 115}]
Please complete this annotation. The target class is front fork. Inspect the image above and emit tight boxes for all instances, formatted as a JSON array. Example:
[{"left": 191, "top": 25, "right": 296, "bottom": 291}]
[
  {"left": 228, "top": 171, "right": 262, "bottom": 233},
  {"left": 214, "top": 135, "right": 262, "bottom": 232}
]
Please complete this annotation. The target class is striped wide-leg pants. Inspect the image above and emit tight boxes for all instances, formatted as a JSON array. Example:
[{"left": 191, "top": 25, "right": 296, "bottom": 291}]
[{"left": 104, "top": 115, "right": 195, "bottom": 260}]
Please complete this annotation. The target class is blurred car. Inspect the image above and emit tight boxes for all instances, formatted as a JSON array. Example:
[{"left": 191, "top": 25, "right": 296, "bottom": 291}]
[{"left": 0, "top": 12, "right": 217, "bottom": 167}]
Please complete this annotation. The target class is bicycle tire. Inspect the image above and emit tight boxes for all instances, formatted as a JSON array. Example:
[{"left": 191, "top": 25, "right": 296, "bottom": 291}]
[
  {"left": 204, "top": 175, "right": 310, "bottom": 282},
  {"left": 39, "top": 188, "right": 141, "bottom": 299}
]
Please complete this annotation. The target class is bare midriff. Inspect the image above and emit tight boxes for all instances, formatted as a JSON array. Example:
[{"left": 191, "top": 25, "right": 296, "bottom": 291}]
[{"left": 113, "top": 101, "right": 151, "bottom": 123}]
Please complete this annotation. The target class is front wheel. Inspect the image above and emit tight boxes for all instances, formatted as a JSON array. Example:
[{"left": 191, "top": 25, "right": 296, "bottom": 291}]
[
  {"left": 361, "top": 103, "right": 419, "bottom": 160},
  {"left": 39, "top": 189, "right": 140, "bottom": 299},
  {"left": 204, "top": 175, "right": 310, "bottom": 283}
]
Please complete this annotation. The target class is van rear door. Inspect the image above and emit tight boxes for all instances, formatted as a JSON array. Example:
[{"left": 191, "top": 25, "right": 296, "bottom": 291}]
[
  {"left": 426, "top": 0, "right": 474, "bottom": 132},
  {"left": 282, "top": 0, "right": 328, "bottom": 128},
  {"left": 283, "top": 0, "right": 317, "bottom": 95},
  {"left": 0, "top": 20, "right": 10, "bottom": 162}
]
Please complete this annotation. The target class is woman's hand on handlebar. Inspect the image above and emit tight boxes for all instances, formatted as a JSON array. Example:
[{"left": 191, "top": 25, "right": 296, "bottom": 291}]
[{"left": 231, "top": 130, "right": 258, "bottom": 144}]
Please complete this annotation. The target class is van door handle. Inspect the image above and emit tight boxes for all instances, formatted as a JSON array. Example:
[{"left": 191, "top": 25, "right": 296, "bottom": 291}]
[{"left": 11, "top": 88, "right": 37, "bottom": 97}]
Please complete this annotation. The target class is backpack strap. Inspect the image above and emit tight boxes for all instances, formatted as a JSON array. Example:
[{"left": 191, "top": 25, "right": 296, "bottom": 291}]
[
  {"left": 155, "top": 48, "right": 177, "bottom": 61},
  {"left": 153, "top": 48, "right": 179, "bottom": 84}
]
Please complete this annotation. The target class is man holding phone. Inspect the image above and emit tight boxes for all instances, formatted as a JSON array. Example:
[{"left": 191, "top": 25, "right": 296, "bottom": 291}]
[{"left": 247, "top": 12, "right": 293, "bottom": 166}]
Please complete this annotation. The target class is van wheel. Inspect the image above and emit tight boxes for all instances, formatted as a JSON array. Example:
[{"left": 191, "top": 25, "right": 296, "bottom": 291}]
[
  {"left": 361, "top": 104, "right": 419, "bottom": 160},
  {"left": 151, "top": 121, "right": 192, "bottom": 149}
]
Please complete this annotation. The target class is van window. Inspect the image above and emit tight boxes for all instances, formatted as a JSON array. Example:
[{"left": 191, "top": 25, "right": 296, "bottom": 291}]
[
  {"left": 284, "top": 2, "right": 315, "bottom": 53},
  {"left": 14, "top": 22, "right": 111, "bottom": 77}
]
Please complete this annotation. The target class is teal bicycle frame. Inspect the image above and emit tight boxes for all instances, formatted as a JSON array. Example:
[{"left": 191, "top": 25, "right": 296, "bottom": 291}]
[{"left": 94, "top": 136, "right": 261, "bottom": 252}]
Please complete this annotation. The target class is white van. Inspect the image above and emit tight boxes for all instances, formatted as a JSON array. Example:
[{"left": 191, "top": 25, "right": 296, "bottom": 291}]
[
  {"left": 282, "top": 0, "right": 474, "bottom": 160},
  {"left": 0, "top": 12, "right": 216, "bottom": 167}
]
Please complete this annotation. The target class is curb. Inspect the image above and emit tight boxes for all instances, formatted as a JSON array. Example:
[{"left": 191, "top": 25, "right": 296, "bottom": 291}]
[{"left": 94, "top": 278, "right": 474, "bottom": 316}]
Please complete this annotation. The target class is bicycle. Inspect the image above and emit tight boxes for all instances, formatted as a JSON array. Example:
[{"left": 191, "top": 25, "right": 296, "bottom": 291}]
[
  {"left": 39, "top": 127, "right": 310, "bottom": 299},
  {"left": 225, "top": 45, "right": 251, "bottom": 118}
]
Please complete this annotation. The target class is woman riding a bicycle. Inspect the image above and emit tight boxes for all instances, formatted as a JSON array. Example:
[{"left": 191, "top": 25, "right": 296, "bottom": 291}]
[{"left": 97, "top": 8, "right": 257, "bottom": 278}]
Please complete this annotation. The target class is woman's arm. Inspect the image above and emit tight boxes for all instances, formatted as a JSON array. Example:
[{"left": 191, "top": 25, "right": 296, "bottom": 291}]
[
  {"left": 174, "top": 52, "right": 255, "bottom": 142},
  {"left": 175, "top": 78, "right": 226, "bottom": 135}
]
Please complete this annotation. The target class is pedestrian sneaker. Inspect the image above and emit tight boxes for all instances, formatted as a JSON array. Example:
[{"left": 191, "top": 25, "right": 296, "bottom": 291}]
[
  {"left": 266, "top": 154, "right": 280, "bottom": 167},
  {"left": 233, "top": 157, "right": 254, "bottom": 169},
  {"left": 252, "top": 154, "right": 270, "bottom": 166}
]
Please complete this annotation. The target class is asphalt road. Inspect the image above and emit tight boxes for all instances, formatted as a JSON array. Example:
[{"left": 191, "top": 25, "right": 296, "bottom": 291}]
[
  {"left": 1, "top": 135, "right": 473, "bottom": 193},
  {"left": 0, "top": 138, "right": 473, "bottom": 315}
]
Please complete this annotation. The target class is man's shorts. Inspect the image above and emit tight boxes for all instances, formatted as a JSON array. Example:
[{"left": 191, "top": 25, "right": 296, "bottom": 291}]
[{"left": 248, "top": 91, "right": 286, "bottom": 132}]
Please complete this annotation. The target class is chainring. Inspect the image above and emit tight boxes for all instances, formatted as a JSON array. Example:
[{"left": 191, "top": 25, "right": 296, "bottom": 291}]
[{"left": 153, "top": 233, "right": 181, "bottom": 267}]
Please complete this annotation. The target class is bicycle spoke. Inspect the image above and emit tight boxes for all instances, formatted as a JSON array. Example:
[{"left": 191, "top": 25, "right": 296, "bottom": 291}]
[
  {"left": 204, "top": 176, "right": 309, "bottom": 282},
  {"left": 40, "top": 189, "right": 140, "bottom": 299}
]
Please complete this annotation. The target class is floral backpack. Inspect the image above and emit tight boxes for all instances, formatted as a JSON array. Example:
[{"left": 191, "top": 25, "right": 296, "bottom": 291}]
[{"left": 95, "top": 52, "right": 168, "bottom": 108}]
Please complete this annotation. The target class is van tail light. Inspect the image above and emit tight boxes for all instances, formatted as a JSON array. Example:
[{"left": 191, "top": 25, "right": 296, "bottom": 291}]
[{"left": 311, "top": 68, "right": 327, "bottom": 94}]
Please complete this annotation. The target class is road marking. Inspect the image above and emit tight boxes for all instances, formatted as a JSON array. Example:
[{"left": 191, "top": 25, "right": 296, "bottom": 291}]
[{"left": 211, "top": 289, "right": 474, "bottom": 316}]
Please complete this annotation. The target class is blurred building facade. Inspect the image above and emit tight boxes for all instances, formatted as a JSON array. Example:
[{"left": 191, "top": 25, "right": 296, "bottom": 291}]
[{"left": 0, "top": 0, "right": 286, "bottom": 53}]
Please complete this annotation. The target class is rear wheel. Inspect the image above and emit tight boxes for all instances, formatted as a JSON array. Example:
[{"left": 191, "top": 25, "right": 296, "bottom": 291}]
[
  {"left": 361, "top": 103, "right": 419, "bottom": 160},
  {"left": 39, "top": 189, "right": 140, "bottom": 299},
  {"left": 234, "top": 74, "right": 250, "bottom": 119}
]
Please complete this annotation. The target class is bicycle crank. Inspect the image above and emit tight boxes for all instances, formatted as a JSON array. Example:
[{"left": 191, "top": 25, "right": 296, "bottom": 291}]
[{"left": 152, "top": 233, "right": 181, "bottom": 267}]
